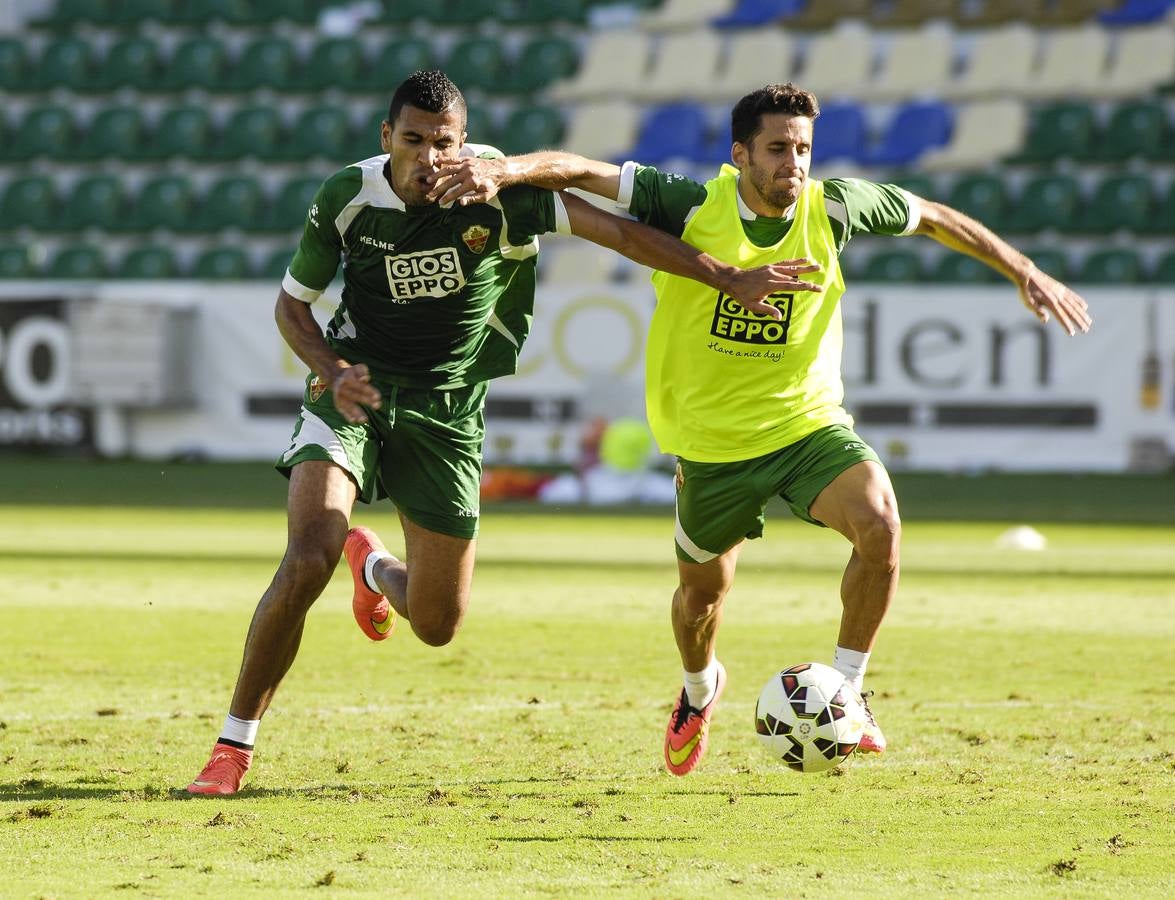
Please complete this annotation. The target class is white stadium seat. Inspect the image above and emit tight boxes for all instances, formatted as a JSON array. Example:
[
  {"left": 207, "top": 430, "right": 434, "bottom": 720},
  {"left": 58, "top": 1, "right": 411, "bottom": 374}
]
[
  {"left": 919, "top": 99, "right": 1028, "bottom": 171},
  {"left": 634, "top": 30, "right": 725, "bottom": 102},
  {"left": 941, "top": 23, "right": 1038, "bottom": 99},
  {"left": 858, "top": 22, "right": 956, "bottom": 102},
  {"left": 539, "top": 242, "right": 619, "bottom": 284},
  {"left": 1019, "top": 24, "right": 1111, "bottom": 99},
  {"left": 796, "top": 20, "right": 875, "bottom": 100},
  {"left": 548, "top": 31, "right": 649, "bottom": 102},
  {"left": 697, "top": 29, "right": 797, "bottom": 103},
  {"left": 640, "top": 0, "right": 736, "bottom": 31},
  {"left": 562, "top": 100, "right": 641, "bottom": 161},
  {"left": 1092, "top": 25, "right": 1175, "bottom": 99}
]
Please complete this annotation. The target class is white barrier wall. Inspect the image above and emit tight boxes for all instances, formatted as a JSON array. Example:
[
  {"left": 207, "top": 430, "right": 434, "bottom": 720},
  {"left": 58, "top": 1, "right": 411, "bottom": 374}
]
[{"left": 0, "top": 280, "right": 1171, "bottom": 472}]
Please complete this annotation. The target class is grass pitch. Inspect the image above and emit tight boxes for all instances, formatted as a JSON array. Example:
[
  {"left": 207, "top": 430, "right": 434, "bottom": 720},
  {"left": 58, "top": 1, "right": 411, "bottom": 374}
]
[{"left": 0, "top": 461, "right": 1173, "bottom": 897}]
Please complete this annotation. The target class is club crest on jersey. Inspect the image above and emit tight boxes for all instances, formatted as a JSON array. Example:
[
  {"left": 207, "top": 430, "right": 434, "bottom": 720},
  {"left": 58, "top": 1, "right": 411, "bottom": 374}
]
[
  {"left": 308, "top": 376, "right": 328, "bottom": 402},
  {"left": 675, "top": 462, "right": 685, "bottom": 492},
  {"left": 461, "top": 224, "right": 491, "bottom": 255}
]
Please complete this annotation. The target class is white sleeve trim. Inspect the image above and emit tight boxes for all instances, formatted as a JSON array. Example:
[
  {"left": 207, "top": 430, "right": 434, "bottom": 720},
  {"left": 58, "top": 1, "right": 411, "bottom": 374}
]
[
  {"left": 552, "top": 192, "right": 572, "bottom": 235},
  {"left": 616, "top": 160, "right": 639, "bottom": 213},
  {"left": 282, "top": 270, "right": 323, "bottom": 303},
  {"left": 898, "top": 189, "right": 922, "bottom": 235}
]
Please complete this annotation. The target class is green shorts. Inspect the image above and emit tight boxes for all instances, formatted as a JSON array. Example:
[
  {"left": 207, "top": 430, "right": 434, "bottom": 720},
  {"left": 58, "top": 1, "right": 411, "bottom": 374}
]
[
  {"left": 277, "top": 374, "right": 488, "bottom": 539},
  {"left": 673, "top": 424, "right": 882, "bottom": 563}
]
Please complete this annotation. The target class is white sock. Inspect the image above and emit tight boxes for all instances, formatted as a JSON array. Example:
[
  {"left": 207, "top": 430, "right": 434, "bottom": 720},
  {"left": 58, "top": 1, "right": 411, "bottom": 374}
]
[
  {"left": 363, "top": 550, "right": 394, "bottom": 594},
  {"left": 220, "top": 713, "right": 259, "bottom": 748},
  {"left": 683, "top": 659, "right": 719, "bottom": 709},
  {"left": 833, "top": 646, "right": 870, "bottom": 692}
]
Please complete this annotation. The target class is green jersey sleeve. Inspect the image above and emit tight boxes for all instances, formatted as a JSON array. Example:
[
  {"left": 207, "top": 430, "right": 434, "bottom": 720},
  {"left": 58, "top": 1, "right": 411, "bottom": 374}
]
[
  {"left": 822, "top": 177, "right": 918, "bottom": 252},
  {"left": 284, "top": 168, "right": 363, "bottom": 300},
  {"left": 495, "top": 184, "right": 559, "bottom": 246},
  {"left": 620, "top": 163, "right": 709, "bottom": 237}
]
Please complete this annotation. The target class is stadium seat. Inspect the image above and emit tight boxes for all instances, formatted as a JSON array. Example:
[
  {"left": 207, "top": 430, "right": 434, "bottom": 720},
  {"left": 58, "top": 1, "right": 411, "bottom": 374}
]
[
  {"left": 930, "top": 253, "right": 1001, "bottom": 284},
  {"left": 1020, "top": 25, "right": 1110, "bottom": 98},
  {"left": 8, "top": 106, "right": 74, "bottom": 161},
  {"left": 0, "top": 176, "right": 58, "bottom": 231},
  {"left": 1153, "top": 250, "right": 1175, "bottom": 283},
  {"left": 940, "top": 23, "right": 1036, "bottom": 99},
  {"left": 858, "top": 22, "right": 955, "bottom": 102},
  {"left": 215, "top": 106, "right": 285, "bottom": 161},
  {"left": 955, "top": 0, "right": 1044, "bottom": 26},
  {"left": 861, "top": 250, "right": 924, "bottom": 282},
  {"left": 869, "top": 0, "right": 955, "bottom": 26},
  {"left": 104, "top": 0, "right": 172, "bottom": 27},
  {"left": 30, "top": 37, "right": 94, "bottom": 92},
  {"left": 796, "top": 20, "right": 874, "bottom": 99},
  {"left": 642, "top": 0, "right": 737, "bottom": 30},
  {"left": 0, "top": 37, "right": 30, "bottom": 91},
  {"left": 1078, "top": 101, "right": 1168, "bottom": 162},
  {"left": 97, "top": 37, "right": 160, "bottom": 92},
  {"left": 79, "top": 106, "right": 148, "bottom": 161},
  {"left": 1097, "top": 0, "right": 1174, "bottom": 23},
  {"left": 381, "top": 0, "right": 436, "bottom": 25},
  {"left": 1141, "top": 182, "right": 1175, "bottom": 235},
  {"left": 193, "top": 247, "right": 252, "bottom": 280},
  {"left": 563, "top": 101, "right": 641, "bottom": 161},
  {"left": 862, "top": 101, "right": 953, "bottom": 167},
  {"left": 1077, "top": 174, "right": 1157, "bottom": 233},
  {"left": 1023, "top": 247, "right": 1070, "bottom": 281},
  {"left": 631, "top": 103, "right": 709, "bottom": 165},
  {"left": 1074, "top": 248, "right": 1144, "bottom": 284},
  {"left": 260, "top": 246, "right": 298, "bottom": 280},
  {"left": 150, "top": 106, "right": 217, "bottom": 160},
  {"left": 303, "top": 38, "right": 366, "bottom": 92},
  {"left": 226, "top": 37, "right": 297, "bottom": 92},
  {"left": 60, "top": 174, "right": 128, "bottom": 231},
  {"left": 46, "top": 245, "right": 107, "bottom": 279},
  {"left": 945, "top": 173, "right": 1011, "bottom": 230},
  {"left": 889, "top": 173, "right": 938, "bottom": 201},
  {"left": 501, "top": 37, "right": 579, "bottom": 95},
  {"left": 0, "top": 244, "right": 35, "bottom": 278},
  {"left": 163, "top": 37, "right": 229, "bottom": 92},
  {"left": 1093, "top": 26, "right": 1175, "bottom": 99},
  {"left": 445, "top": 0, "right": 498, "bottom": 23},
  {"left": 712, "top": 0, "right": 801, "bottom": 27},
  {"left": 781, "top": 0, "right": 867, "bottom": 27},
  {"left": 698, "top": 28, "right": 795, "bottom": 102},
  {"left": 1011, "top": 101, "right": 1096, "bottom": 163},
  {"left": 31, "top": 0, "right": 111, "bottom": 28},
  {"left": 367, "top": 38, "right": 436, "bottom": 94},
  {"left": 549, "top": 31, "right": 649, "bottom": 101},
  {"left": 464, "top": 107, "right": 497, "bottom": 148},
  {"left": 635, "top": 30, "right": 724, "bottom": 102},
  {"left": 266, "top": 178, "right": 320, "bottom": 232},
  {"left": 1005, "top": 174, "right": 1083, "bottom": 234},
  {"left": 119, "top": 245, "right": 181, "bottom": 279},
  {"left": 501, "top": 0, "right": 587, "bottom": 24},
  {"left": 289, "top": 106, "right": 355, "bottom": 162},
  {"left": 130, "top": 176, "right": 198, "bottom": 231},
  {"left": 350, "top": 108, "right": 387, "bottom": 161},
  {"left": 540, "top": 243, "right": 619, "bottom": 283},
  {"left": 444, "top": 37, "right": 507, "bottom": 95},
  {"left": 498, "top": 107, "right": 565, "bottom": 155},
  {"left": 199, "top": 176, "right": 267, "bottom": 232},
  {"left": 921, "top": 100, "right": 1027, "bottom": 171},
  {"left": 810, "top": 102, "right": 867, "bottom": 165}
]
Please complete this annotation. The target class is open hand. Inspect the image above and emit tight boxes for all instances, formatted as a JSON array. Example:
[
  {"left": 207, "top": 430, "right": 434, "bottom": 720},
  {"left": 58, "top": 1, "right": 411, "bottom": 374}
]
[
  {"left": 427, "top": 157, "right": 507, "bottom": 206},
  {"left": 725, "top": 258, "right": 823, "bottom": 320},
  {"left": 330, "top": 364, "right": 382, "bottom": 425},
  {"left": 1019, "top": 267, "right": 1092, "bottom": 336}
]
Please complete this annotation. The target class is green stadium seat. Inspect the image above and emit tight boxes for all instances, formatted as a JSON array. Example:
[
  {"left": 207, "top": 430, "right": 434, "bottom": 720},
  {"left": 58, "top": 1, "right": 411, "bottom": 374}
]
[
  {"left": 105, "top": 0, "right": 173, "bottom": 27},
  {"left": 1075, "top": 248, "right": 1144, "bottom": 284},
  {"left": 8, "top": 106, "right": 74, "bottom": 161},
  {"left": 1011, "top": 102, "right": 1096, "bottom": 163},
  {"left": 502, "top": 0, "right": 586, "bottom": 24},
  {"left": 1141, "top": 182, "right": 1175, "bottom": 235},
  {"left": 501, "top": 37, "right": 579, "bottom": 94},
  {"left": 464, "top": 106, "right": 497, "bottom": 149},
  {"left": 165, "top": 0, "right": 229, "bottom": 26},
  {"left": 304, "top": 38, "right": 366, "bottom": 92},
  {"left": 30, "top": 37, "right": 95, "bottom": 92},
  {"left": 260, "top": 246, "right": 297, "bottom": 279},
  {"left": 60, "top": 175, "right": 128, "bottom": 231},
  {"left": 862, "top": 250, "right": 923, "bottom": 282},
  {"left": 33, "top": 0, "right": 111, "bottom": 29},
  {"left": 497, "top": 106, "right": 566, "bottom": 155},
  {"left": 131, "top": 176, "right": 198, "bottom": 231},
  {"left": 163, "top": 37, "right": 229, "bottom": 92},
  {"left": 289, "top": 106, "right": 355, "bottom": 162},
  {"left": 1153, "top": 251, "right": 1175, "bottom": 284},
  {"left": 119, "top": 245, "right": 181, "bottom": 279},
  {"left": 0, "top": 176, "right": 59, "bottom": 230},
  {"left": 946, "top": 174, "right": 1010, "bottom": 231},
  {"left": 215, "top": 106, "right": 285, "bottom": 160},
  {"left": 368, "top": 38, "right": 435, "bottom": 94},
  {"left": 47, "top": 245, "right": 107, "bottom": 279},
  {"left": 0, "top": 37, "right": 29, "bottom": 91},
  {"left": 350, "top": 108, "right": 387, "bottom": 161},
  {"left": 266, "top": 177, "right": 320, "bottom": 232},
  {"left": 193, "top": 247, "right": 252, "bottom": 279},
  {"left": 1022, "top": 247, "right": 1070, "bottom": 281},
  {"left": 381, "top": 0, "right": 438, "bottom": 23},
  {"left": 1004, "top": 174, "right": 1083, "bottom": 235},
  {"left": 98, "top": 37, "right": 160, "bottom": 91},
  {"left": 930, "top": 253, "right": 1000, "bottom": 284},
  {"left": 1076, "top": 174, "right": 1157, "bottom": 233},
  {"left": 888, "top": 173, "right": 937, "bottom": 201},
  {"left": 0, "top": 245, "right": 35, "bottom": 278},
  {"left": 149, "top": 106, "right": 217, "bottom": 160},
  {"left": 199, "top": 176, "right": 267, "bottom": 231},
  {"left": 445, "top": 0, "right": 498, "bottom": 23},
  {"left": 79, "top": 106, "right": 149, "bottom": 161},
  {"left": 1079, "top": 102, "right": 1168, "bottom": 163},
  {"left": 444, "top": 37, "right": 506, "bottom": 95},
  {"left": 225, "top": 37, "right": 297, "bottom": 92}
]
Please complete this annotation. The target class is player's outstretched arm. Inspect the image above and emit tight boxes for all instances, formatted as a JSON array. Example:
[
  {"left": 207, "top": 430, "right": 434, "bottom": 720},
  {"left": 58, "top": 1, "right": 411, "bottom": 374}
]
[
  {"left": 914, "top": 200, "right": 1092, "bottom": 336},
  {"left": 428, "top": 152, "right": 623, "bottom": 206},
  {"left": 275, "top": 290, "right": 382, "bottom": 424},
  {"left": 561, "top": 193, "right": 821, "bottom": 320}
]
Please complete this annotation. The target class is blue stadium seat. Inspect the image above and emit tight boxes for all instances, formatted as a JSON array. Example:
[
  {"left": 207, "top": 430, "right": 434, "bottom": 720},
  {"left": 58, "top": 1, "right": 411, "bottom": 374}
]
[
  {"left": 631, "top": 104, "right": 709, "bottom": 166},
  {"left": 862, "top": 101, "right": 953, "bottom": 167},
  {"left": 713, "top": 0, "right": 803, "bottom": 27},
  {"left": 1099, "top": 0, "right": 1175, "bottom": 24},
  {"left": 811, "top": 102, "right": 867, "bottom": 165}
]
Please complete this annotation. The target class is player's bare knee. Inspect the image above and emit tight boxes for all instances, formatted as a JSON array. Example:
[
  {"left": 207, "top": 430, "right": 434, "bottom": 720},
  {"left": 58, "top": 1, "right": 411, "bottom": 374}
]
[
  {"left": 680, "top": 584, "right": 726, "bottom": 623},
  {"left": 854, "top": 511, "right": 901, "bottom": 569},
  {"left": 277, "top": 545, "right": 338, "bottom": 602},
  {"left": 411, "top": 616, "right": 461, "bottom": 647}
]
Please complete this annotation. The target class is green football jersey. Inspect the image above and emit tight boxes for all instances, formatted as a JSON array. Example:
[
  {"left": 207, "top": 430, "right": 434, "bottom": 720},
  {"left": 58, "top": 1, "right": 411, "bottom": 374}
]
[{"left": 284, "top": 149, "right": 564, "bottom": 390}]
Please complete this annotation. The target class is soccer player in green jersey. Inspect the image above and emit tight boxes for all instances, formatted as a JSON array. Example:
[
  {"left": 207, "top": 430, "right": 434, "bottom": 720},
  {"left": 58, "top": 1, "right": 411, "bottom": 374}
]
[
  {"left": 429, "top": 82, "right": 1092, "bottom": 776},
  {"left": 185, "top": 72, "right": 821, "bottom": 795}
]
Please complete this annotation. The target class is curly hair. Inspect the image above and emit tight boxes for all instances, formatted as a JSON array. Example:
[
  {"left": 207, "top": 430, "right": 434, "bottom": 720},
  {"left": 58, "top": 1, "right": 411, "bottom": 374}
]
[
  {"left": 388, "top": 70, "right": 467, "bottom": 129},
  {"left": 731, "top": 83, "right": 820, "bottom": 146}
]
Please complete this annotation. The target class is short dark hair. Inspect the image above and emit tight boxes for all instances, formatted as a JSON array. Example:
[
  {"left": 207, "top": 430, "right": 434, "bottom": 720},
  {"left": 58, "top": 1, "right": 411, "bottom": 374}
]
[
  {"left": 388, "top": 70, "right": 467, "bottom": 130},
  {"left": 731, "top": 83, "right": 820, "bottom": 146}
]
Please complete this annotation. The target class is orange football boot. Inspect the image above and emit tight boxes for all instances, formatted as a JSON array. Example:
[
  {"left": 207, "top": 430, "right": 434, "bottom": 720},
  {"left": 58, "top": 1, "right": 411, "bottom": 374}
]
[
  {"left": 663, "top": 662, "right": 727, "bottom": 776},
  {"left": 186, "top": 742, "right": 252, "bottom": 795},
  {"left": 856, "top": 690, "right": 887, "bottom": 754},
  {"left": 344, "top": 527, "right": 396, "bottom": 642}
]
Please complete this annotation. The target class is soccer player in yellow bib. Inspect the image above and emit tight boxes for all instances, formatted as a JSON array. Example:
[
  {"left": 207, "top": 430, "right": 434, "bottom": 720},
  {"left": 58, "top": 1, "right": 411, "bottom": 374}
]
[{"left": 430, "top": 83, "right": 1092, "bottom": 775}]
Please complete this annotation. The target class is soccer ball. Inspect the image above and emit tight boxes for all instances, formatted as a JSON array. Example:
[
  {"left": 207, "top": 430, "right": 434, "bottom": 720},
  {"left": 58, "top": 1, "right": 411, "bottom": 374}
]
[{"left": 754, "top": 662, "right": 867, "bottom": 773}]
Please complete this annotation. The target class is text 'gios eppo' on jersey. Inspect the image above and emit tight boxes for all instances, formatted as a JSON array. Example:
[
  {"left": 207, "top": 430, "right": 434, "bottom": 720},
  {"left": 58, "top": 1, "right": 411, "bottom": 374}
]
[{"left": 283, "top": 149, "right": 562, "bottom": 390}]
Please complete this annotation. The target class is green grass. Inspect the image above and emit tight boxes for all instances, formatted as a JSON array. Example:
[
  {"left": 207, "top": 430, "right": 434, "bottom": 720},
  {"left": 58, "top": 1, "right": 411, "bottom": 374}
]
[{"left": 0, "top": 461, "right": 1173, "bottom": 897}]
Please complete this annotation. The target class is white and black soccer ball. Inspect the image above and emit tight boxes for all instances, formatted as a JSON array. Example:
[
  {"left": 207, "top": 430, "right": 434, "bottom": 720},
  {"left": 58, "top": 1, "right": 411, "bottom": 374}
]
[{"left": 755, "top": 662, "right": 867, "bottom": 773}]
